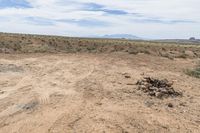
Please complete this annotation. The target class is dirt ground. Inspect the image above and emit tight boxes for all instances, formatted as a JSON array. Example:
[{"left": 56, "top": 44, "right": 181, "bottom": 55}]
[{"left": 0, "top": 53, "right": 199, "bottom": 133}]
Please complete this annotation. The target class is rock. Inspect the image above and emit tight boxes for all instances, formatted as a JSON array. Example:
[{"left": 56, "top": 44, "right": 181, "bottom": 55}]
[
  {"left": 136, "top": 77, "right": 182, "bottom": 99},
  {"left": 96, "top": 102, "right": 102, "bottom": 106},
  {"left": 156, "top": 92, "right": 164, "bottom": 99},
  {"left": 149, "top": 87, "right": 157, "bottom": 91},
  {"left": 160, "top": 88, "right": 168, "bottom": 93},
  {"left": 179, "top": 102, "right": 186, "bottom": 107},
  {"left": 167, "top": 103, "right": 174, "bottom": 108},
  {"left": 144, "top": 101, "right": 154, "bottom": 107},
  {"left": 125, "top": 75, "right": 131, "bottom": 78},
  {"left": 0, "top": 91, "right": 4, "bottom": 94},
  {"left": 149, "top": 91, "right": 156, "bottom": 96},
  {"left": 22, "top": 101, "right": 38, "bottom": 110},
  {"left": 126, "top": 83, "right": 134, "bottom": 85},
  {"left": 138, "top": 85, "right": 146, "bottom": 90}
]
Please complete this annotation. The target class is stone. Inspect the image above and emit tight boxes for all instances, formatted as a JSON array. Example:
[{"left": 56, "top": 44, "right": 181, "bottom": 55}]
[
  {"left": 136, "top": 77, "right": 182, "bottom": 99},
  {"left": 139, "top": 85, "right": 146, "bottom": 90},
  {"left": 125, "top": 75, "right": 131, "bottom": 78},
  {"left": 144, "top": 101, "right": 154, "bottom": 107},
  {"left": 167, "top": 103, "right": 174, "bottom": 108},
  {"left": 155, "top": 92, "right": 164, "bottom": 99},
  {"left": 149, "top": 91, "right": 155, "bottom": 96}
]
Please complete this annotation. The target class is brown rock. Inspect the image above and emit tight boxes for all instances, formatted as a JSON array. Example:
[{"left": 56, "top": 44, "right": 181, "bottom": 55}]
[
  {"left": 125, "top": 75, "right": 131, "bottom": 78},
  {"left": 167, "top": 103, "right": 174, "bottom": 108},
  {"left": 155, "top": 92, "right": 164, "bottom": 99}
]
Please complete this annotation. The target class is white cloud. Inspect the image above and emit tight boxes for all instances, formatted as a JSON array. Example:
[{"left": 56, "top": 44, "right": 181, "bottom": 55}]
[{"left": 0, "top": 0, "right": 199, "bottom": 39}]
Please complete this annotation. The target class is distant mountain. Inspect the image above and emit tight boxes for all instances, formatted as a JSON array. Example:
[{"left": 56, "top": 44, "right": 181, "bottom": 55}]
[{"left": 101, "top": 34, "right": 142, "bottom": 40}]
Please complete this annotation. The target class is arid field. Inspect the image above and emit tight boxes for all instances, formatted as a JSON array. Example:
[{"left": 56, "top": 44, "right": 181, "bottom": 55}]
[{"left": 0, "top": 33, "right": 200, "bottom": 133}]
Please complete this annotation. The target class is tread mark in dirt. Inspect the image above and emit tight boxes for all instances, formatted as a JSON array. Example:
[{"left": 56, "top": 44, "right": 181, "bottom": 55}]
[
  {"left": 75, "top": 79, "right": 104, "bottom": 102},
  {"left": 30, "top": 62, "right": 95, "bottom": 105}
]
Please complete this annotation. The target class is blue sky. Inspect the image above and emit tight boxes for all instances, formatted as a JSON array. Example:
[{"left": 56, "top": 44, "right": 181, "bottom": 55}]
[{"left": 0, "top": 0, "right": 199, "bottom": 39}]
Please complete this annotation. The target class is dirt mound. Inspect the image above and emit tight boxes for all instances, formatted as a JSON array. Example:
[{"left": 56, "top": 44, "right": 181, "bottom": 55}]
[{"left": 136, "top": 77, "right": 182, "bottom": 99}]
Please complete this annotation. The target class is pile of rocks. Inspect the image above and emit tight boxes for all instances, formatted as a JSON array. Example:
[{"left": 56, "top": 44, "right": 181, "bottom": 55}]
[{"left": 136, "top": 77, "right": 182, "bottom": 99}]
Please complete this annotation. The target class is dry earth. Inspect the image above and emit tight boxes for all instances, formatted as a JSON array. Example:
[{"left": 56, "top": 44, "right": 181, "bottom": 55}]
[{"left": 0, "top": 53, "right": 200, "bottom": 133}]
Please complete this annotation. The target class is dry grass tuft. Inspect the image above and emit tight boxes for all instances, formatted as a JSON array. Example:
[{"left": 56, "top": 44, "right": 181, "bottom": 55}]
[{"left": 185, "top": 63, "right": 200, "bottom": 78}]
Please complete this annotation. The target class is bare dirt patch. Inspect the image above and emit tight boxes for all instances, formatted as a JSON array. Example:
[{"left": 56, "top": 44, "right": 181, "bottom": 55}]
[{"left": 0, "top": 53, "right": 199, "bottom": 133}]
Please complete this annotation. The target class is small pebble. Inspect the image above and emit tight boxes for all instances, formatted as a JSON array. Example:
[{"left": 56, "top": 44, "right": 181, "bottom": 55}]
[
  {"left": 125, "top": 75, "right": 131, "bottom": 78},
  {"left": 144, "top": 101, "right": 154, "bottom": 107},
  {"left": 126, "top": 83, "right": 134, "bottom": 85},
  {"left": 167, "top": 103, "right": 174, "bottom": 108}
]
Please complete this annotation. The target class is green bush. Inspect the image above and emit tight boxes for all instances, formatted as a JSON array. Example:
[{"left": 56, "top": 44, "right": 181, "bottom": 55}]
[{"left": 185, "top": 64, "right": 200, "bottom": 78}]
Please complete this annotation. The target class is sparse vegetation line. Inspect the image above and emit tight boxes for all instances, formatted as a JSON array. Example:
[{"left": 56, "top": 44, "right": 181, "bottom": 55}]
[{"left": 0, "top": 32, "right": 200, "bottom": 59}]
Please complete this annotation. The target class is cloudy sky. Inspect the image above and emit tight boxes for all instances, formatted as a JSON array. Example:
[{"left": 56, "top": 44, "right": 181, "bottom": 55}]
[{"left": 0, "top": 0, "right": 199, "bottom": 39}]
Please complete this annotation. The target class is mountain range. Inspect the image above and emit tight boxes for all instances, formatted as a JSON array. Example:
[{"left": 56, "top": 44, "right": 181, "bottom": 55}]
[{"left": 100, "top": 34, "right": 142, "bottom": 40}]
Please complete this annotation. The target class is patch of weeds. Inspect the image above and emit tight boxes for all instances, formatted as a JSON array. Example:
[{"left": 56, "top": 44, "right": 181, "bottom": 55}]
[
  {"left": 87, "top": 46, "right": 96, "bottom": 51},
  {"left": 141, "top": 49, "right": 151, "bottom": 54},
  {"left": 128, "top": 48, "right": 138, "bottom": 55},
  {"left": 34, "top": 45, "right": 49, "bottom": 53},
  {"left": 159, "top": 52, "right": 174, "bottom": 60},
  {"left": 185, "top": 63, "right": 200, "bottom": 78},
  {"left": 177, "top": 53, "right": 187, "bottom": 59}
]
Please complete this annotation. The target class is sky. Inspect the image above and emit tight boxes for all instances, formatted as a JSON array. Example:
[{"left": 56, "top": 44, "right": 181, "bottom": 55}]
[{"left": 0, "top": 0, "right": 199, "bottom": 39}]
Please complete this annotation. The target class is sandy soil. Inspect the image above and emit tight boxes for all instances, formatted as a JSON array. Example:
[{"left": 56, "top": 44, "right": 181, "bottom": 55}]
[{"left": 0, "top": 53, "right": 199, "bottom": 133}]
